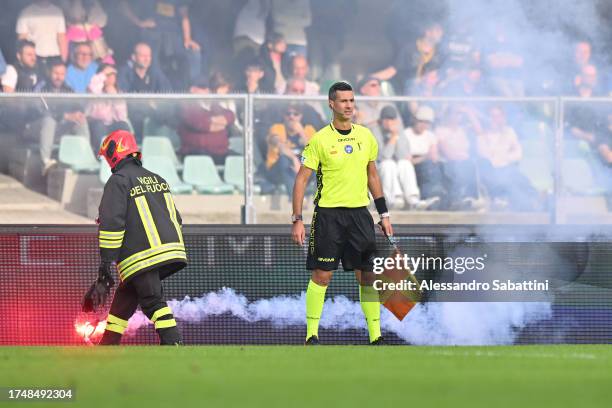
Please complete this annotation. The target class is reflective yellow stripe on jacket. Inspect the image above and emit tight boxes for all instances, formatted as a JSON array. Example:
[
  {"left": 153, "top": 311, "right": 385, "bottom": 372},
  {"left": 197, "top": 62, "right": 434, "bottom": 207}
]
[
  {"left": 117, "top": 242, "right": 186, "bottom": 281},
  {"left": 99, "top": 230, "right": 125, "bottom": 249},
  {"left": 164, "top": 193, "right": 183, "bottom": 244},
  {"left": 134, "top": 196, "right": 161, "bottom": 247}
]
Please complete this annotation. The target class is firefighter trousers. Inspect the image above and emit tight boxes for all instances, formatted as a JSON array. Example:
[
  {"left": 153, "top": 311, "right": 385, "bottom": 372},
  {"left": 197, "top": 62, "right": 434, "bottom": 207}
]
[{"left": 99, "top": 268, "right": 181, "bottom": 345}]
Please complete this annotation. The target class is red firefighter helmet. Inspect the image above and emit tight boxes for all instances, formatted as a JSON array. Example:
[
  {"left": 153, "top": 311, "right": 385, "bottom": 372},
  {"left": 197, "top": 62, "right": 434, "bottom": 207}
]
[{"left": 99, "top": 130, "right": 141, "bottom": 169}]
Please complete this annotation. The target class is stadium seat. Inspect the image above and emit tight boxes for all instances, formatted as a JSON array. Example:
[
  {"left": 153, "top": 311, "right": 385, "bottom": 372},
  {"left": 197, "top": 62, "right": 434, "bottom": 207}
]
[
  {"left": 562, "top": 158, "right": 607, "bottom": 195},
  {"left": 183, "top": 155, "right": 234, "bottom": 194},
  {"left": 224, "top": 156, "right": 245, "bottom": 192},
  {"left": 58, "top": 136, "right": 100, "bottom": 172},
  {"left": 141, "top": 137, "right": 183, "bottom": 171},
  {"left": 99, "top": 159, "right": 112, "bottom": 184},
  {"left": 142, "top": 155, "right": 192, "bottom": 194}
]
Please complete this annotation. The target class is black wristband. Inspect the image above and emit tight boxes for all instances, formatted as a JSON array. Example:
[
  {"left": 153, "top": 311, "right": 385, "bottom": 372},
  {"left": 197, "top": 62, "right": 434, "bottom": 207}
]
[{"left": 374, "top": 196, "right": 388, "bottom": 215}]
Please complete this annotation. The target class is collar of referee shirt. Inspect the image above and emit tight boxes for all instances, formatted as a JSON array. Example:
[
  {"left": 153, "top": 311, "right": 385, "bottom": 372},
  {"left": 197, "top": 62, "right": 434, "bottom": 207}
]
[{"left": 330, "top": 122, "right": 354, "bottom": 135}]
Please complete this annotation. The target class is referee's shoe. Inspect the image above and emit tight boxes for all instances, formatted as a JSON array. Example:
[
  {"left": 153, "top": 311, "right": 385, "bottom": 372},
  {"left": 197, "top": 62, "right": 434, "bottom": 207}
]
[{"left": 305, "top": 335, "right": 320, "bottom": 345}]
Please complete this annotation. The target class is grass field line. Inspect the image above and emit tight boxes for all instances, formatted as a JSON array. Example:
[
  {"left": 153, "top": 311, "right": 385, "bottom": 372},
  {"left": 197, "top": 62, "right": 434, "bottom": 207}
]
[{"left": 425, "top": 348, "right": 599, "bottom": 360}]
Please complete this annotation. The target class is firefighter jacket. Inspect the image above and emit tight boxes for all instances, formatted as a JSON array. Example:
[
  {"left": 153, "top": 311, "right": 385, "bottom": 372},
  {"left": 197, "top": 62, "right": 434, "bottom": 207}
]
[{"left": 97, "top": 157, "right": 187, "bottom": 282}]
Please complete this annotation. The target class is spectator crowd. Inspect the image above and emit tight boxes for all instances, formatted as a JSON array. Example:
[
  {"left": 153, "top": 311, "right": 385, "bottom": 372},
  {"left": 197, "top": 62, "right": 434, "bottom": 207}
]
[{"left": 0, "top": 0, "right": 609, "bottom": 212}]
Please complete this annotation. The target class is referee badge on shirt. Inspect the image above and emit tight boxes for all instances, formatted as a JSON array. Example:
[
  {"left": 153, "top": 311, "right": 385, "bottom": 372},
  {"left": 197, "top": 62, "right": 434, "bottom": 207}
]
[{"left": 344, "top": 145, "right": 353, "bottom": 154}]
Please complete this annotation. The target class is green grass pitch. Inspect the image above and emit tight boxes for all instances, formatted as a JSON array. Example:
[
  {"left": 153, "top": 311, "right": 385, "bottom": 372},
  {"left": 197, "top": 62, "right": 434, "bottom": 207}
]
[{"left": 1, "top": 345, "right": 611, "bottom": 408}]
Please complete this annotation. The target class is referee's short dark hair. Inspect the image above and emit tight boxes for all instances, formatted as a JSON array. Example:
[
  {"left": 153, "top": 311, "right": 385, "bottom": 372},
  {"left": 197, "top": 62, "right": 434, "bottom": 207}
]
[{"left": 328, "top": 81, "right": 353, "bottom": 100}]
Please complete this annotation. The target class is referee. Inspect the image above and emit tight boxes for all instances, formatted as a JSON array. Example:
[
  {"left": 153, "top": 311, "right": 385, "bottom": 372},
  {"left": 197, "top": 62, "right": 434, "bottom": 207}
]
[{"left": 291, "top": 81, "right": 393, "bottom": 345}]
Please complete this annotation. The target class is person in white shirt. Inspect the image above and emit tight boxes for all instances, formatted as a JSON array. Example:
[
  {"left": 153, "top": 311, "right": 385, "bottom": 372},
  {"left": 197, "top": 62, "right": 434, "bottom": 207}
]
[
  {"left": 403, "top": 105, "right": 445, "bottom": 207},
  {"left": 16, "top": 0, "right": 68, "bottom": 68},
  {"left": 372, "top": 106, "right": 438, "bottom": 210}
]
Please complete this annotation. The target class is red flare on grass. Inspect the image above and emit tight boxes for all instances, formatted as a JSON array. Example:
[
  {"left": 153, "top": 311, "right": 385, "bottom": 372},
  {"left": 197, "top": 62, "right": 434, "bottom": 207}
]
[{"left": 74, "top": 320, "right": 106, "bottom": 344}]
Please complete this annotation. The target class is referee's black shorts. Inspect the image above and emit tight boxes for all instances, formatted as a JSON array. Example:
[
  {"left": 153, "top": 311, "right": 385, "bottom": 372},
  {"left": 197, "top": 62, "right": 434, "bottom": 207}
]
[{"left": 306, "top": 206, "right": 377, "bottom": 272}]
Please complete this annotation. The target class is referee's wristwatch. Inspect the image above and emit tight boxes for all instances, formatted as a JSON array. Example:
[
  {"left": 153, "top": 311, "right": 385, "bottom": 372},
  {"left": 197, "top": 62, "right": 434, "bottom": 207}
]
[
  {"left": 380, "top": 212, "right": 390, "bottom": 220},
  {"left": 291, "top": 214, "right": 303, "bottom": 223}
]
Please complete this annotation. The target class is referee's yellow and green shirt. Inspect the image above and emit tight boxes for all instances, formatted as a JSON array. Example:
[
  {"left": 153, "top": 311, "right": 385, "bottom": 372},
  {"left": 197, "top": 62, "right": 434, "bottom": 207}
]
[{"left": 301, "top": 123, "right": 378, "bottom": 207}]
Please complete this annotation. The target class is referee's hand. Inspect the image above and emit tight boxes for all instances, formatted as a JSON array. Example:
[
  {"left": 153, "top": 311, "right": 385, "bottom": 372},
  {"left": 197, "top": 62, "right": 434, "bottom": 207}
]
[
  {"left": 292, "top": 220, "right": 305, "bottom": 246},
  {"left": 379, "top": 217, "right": 393, "bottom": 237}
]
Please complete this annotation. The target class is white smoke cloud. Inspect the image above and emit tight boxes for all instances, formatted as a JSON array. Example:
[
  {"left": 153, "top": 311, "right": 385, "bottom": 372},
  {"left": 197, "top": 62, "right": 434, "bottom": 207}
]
[{"left": 125, "top": 288, "right": 552, "bottom": 345}]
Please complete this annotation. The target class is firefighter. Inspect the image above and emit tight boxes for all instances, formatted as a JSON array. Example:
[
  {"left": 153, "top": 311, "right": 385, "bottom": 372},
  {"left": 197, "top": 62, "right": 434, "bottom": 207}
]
[{"left": 82, "top": 129, "right": 187, "bottom": 345}]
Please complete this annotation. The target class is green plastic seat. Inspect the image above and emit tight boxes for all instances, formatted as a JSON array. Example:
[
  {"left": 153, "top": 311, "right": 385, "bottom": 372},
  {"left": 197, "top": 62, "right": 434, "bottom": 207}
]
[
  {"left": 141, "top": 136, "right": 183, "bottom": 171},
  {"left": 142, "top": 155, "right": 192, "bottom": 194},
  {"left": 58, "top": 135, "right": 99, "bottom": 172},
  {"left": 183, "top": 155, "right": 234, "bottom": 194},
  {"left": 224, "top": 155, "right": 245, "bottom": 192}
]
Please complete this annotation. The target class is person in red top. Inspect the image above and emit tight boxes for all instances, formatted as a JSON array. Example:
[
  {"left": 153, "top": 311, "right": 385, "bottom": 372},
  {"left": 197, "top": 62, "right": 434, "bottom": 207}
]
[{"left": 178, "top": 77, "right": 236, "bottom": 164}]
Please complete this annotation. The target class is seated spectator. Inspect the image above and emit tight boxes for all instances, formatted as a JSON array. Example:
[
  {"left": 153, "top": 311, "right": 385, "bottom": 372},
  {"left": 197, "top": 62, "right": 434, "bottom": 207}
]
[
  {"left": 435, "top": 106, "right": 481, "bottom": 210},
  {"left": 476, "top": 106, "right": 538, "bottom": 211},
  {"left": 60, "top": 0, "right": 114, "bottom": 64},
  {"left": 372, "top": 22, "right": 444, "bottom": 94},
  {"left": 33, "top": 61, "right": 90, "bottom": 173},
  {"left": 0, "top": 41, "right": 41, "bottom": 135},
  {"left": 265, "top": 103, "right": 315, "bottom": 195},
  {"left": 240, "top": 60, "right": 266, "bottom": 94},
  {"left": 404, "top": 105, "right": 445, "bottom": 205},
  {"left": 564, "top": 65, "right": 605, "bottom": 151},
  {"left": 255, "top": 78, "right": 324, "bottom": 156},
  {"left": 118, "top": 42, "right": 172, "bottom": 92},
  {"left": 16, "top": 0, "right": 68, "bottom": 68},
  {"left": 372, "top": 105, "right": 437, "bottom": 210},
  {"left": 120, "top": 0, "right": 203, "bottom": 90},
  {"left": 290, "top": 54, "right": 320, "bottom": 95},
  {"left": 259, "top": 32, "right": 287, "bottom": 94},
  {"left": 178, "top": 77, "right": 236, "bottom": 164},
  {"left": 285, "top": 77, "right": 325, "bottom": 126},
  {"left": 209, "top": 71, "right": 243, "bottom": 135},
  {"left": 1, "top": 40, "right": 41, "bottom": 92},
  {"left": 270, "top": 0, "right": 311, "bottom": 59},
  {"left": 482, "top": 23, "right": 524, "bottom": 97},
  {"left": 65, "top": 42, "right": 99, "bottom": 93},
  {"left": 355, "top": 76, "right": 403, "bottom": 129},
  {"left": 86, "top": 64, "right": 130, "bottom": 148},
  {"left": 118, "top": 42, "right": 172, "bottom": 142}
]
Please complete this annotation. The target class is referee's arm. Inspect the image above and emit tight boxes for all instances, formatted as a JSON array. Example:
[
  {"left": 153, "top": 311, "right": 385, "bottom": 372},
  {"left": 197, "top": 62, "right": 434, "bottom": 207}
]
[
  {"left": 367, "top": 161, "right": 393, "bottom": 236},
  {"left": 291, "top": 165, "right": 312, "bottom": 245}
]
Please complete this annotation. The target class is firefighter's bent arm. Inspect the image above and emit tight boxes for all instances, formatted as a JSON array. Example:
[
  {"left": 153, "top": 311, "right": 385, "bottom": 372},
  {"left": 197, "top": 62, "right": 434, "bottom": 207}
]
[{"left": 98, "top": 174, "right": 129, "bottom": 262}]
